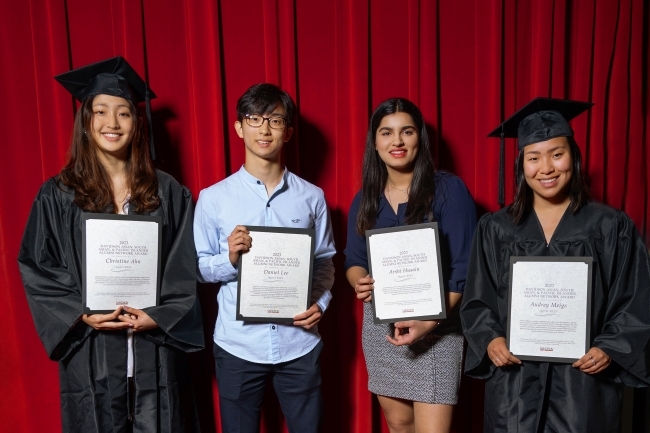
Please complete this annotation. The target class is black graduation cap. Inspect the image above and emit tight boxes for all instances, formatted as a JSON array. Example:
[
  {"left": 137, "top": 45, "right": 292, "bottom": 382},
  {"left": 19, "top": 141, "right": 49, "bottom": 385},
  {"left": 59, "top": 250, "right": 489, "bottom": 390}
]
[
  {"left": 54, "top": 57, "right": 158, "bottom": 159},
  {"left": 488, "top": 97, "right": 593, "bottom": 206}
]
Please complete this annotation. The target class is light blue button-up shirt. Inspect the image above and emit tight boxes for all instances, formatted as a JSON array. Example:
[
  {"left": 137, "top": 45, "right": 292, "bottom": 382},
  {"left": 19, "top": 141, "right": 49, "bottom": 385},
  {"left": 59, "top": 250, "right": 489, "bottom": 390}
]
[{"left": 194, "top": 166, "right": 336, "bottom": 363}]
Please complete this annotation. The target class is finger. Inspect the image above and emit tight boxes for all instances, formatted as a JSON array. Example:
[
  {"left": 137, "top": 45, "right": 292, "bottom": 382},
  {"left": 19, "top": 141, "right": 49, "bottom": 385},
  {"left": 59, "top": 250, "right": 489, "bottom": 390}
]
[
  {"left": 575, "top": 352, "right": 596, "bottom": 369},
  {"left": 363, "top": 295, "right": 373, "bottom": 303},
  {"left": 494, "top": 347, "right": 519, "bottom": 365},
  {"left": 357, "top": 277, "right": 375, "bottom": 285},
  {"left": 293, "top": 309, "right": 313, "bottom": 321},
  {"left": 393, "top": 321, "right": 415, "bottom": 329},
  {"left": 386, "top": 334, "right": 409, "bottom": 346},
  {"left": 122, "top": 306, "right": 144, "bottom": 315},
  {"left": 393, "top": 333, "right": 417, "bottom": 346},
  {"left": 355, "top": 284, "right": 373, "bottom": 293},
  {"left": 502, "top": 352, "right": 522, "bottom": 365},
  {"left": 97, "top": 320, "right": 134, "bottom": 329},
  {"left": 231, "top": 234, "right": 250, "bottom": 245},
  {"left": 294, "top": 313, "right": 321, "bottom": 328},
  {"left": 231, "top": 233, "right": 252, "bottom": 245},
  {"left": 355, "top": 291, "right": 368, "bottom": 300},
  {"left": 230, "top": 225, "right": 250, "bottom": 235},
  {"left": 583, "top": 356, "right": 610, "bottom": 373},
  {"left": 117, "top": 315, "right": 137, "bottom": 325},
  {"left": 579, "top": 356, "right": 598, "bottom": 372},
  {"left": 231, "top": 245, "right": 249, "bottom": 254}
]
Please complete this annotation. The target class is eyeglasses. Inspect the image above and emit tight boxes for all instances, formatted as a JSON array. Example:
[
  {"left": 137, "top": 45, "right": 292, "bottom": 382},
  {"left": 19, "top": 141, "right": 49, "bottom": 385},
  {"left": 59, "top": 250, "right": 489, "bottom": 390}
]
[{"left": 244, "top": 114, "right": 286, "bottom": 130}]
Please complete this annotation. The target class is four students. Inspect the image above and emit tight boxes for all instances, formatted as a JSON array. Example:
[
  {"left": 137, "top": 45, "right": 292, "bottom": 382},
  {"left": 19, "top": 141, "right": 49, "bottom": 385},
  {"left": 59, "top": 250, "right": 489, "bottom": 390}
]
[{"left": 18, "top": 58, "right": 650, "bottom": 433}]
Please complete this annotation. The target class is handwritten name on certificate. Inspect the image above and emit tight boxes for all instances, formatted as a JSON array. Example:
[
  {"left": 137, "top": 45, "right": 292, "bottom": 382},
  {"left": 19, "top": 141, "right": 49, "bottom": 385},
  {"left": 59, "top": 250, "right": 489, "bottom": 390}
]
[
  {"left": 366, "top": 223, "right": 446, "bottom": 324},
  {"left": 83, "top": 215, "right": 161, "bottom": 313},
  {"left": 237, "top": 227, "right": 315, "bottom": 322},
  {"left": 507, "top": 257, "right": 592, "bottom": 363}
]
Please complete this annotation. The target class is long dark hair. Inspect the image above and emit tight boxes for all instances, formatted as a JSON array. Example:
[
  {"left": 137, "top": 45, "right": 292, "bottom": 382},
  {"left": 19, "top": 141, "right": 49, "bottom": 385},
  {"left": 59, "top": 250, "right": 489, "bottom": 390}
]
[
  {"left": 59, "top": 95, "right": 160, "bottom": 213},
  {"left": 509, "top": 136, "right": 591, "bottom": 223},
  {"left": 356, "top": 98, "right": 436, "bottom": 234}
]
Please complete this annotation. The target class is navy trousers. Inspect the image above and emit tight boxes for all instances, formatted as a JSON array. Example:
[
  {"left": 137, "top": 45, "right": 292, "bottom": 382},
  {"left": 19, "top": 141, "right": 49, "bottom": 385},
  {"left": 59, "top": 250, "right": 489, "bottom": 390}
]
[{"left": 213, "top": 341, "right": 323, "bottom": 433}]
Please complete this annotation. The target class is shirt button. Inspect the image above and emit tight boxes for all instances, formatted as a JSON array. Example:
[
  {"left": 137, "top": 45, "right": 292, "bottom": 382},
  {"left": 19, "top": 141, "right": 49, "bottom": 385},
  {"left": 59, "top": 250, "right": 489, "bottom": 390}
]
[
  {"left": 257, "top": 181, "right": 261, "bottom": 184},
  {"left": 272, "top": 326, "right": 276, "bottom": 330}
]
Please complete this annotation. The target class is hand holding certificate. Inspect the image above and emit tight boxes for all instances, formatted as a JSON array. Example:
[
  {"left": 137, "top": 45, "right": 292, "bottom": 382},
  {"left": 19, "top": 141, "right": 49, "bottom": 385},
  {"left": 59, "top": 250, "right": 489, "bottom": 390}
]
[
  {"left": 366, "top": 223, "right": 446, "bottom": 324},
  {"left": 82, "top": 214, "right": 162, "bottom": 314},
  {"left": 236, "top": 226, "right": 315, "bottom": 322},
  {"left": 507, "top": 257, "right": 592, "bottom": 363}
]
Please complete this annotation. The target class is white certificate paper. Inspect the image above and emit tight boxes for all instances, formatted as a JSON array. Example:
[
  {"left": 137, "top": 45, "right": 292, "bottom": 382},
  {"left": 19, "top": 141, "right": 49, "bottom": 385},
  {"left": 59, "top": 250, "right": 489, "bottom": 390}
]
[
  {"left": 82, "top": 214, "right": 161, "bottom": 313},
  {"left": 236, "top": 227, "right": 315, "bottom": 322},
  {"left": 366, "top": 223, "right": 446, "bottom": 324},
  {"left": 507, "top": 257, "right": 592, "bottom": 362}
]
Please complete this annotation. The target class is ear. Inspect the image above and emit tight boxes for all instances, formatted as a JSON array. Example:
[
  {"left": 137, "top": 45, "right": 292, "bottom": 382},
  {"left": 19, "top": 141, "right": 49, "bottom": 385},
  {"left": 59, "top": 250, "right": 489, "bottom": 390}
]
[
  {"left": 234, "top": 121, "right": 244, "bottom": 139},
  {"left": 284, "top": 126, "right": 294, "bottom": 142}
]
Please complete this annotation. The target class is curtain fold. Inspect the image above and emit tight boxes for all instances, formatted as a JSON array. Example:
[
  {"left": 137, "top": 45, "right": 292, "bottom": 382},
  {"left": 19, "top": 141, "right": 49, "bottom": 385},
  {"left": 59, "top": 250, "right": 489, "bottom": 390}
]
[{"left": 2, "top": 1, "right": 648, "bottom": 432}]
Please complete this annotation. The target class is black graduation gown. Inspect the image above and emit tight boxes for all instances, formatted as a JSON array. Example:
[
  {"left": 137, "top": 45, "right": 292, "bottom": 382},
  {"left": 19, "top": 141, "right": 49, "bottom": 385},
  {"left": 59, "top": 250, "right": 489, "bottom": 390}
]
[
  {"left": 18, "top": 171, "right": 204, "bottom": 433},
  {"left": 460, "top": 202, "right": 650, "bottom": 433}
]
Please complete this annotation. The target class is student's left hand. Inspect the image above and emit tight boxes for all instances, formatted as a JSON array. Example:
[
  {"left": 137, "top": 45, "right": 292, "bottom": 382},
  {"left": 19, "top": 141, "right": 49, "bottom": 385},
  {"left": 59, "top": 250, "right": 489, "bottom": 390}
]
[
  {"left": 117, "top": 306, "right": 159, "bottom": 332},
  {"left": 573, "top": 347, "right": 611, "bottom": 374},
  {"left": 386, "top": 320, "right": 439, "bottom": 346},
  {"left": 293, "top": 304, "right": 322, "bottom": 329}
]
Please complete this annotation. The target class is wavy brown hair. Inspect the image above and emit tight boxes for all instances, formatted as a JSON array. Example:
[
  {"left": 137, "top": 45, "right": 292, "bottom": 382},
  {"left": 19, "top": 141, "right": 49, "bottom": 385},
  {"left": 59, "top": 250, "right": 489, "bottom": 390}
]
[
  {"left": 59, "top": 96, "right": 159, "bottom": 213},
  {"left": 509, "top": 136, "right": 591, "bottom": 223},
  {"left": 356, "top": 98, "right": 436, "bottom": 234}
]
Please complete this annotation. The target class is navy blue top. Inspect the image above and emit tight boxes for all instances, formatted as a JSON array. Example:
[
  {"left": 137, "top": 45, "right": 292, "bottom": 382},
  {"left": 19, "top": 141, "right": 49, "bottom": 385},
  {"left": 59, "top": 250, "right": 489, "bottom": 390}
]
[{"left": 344, "top": 172, "right": 477, "bottom": 293}]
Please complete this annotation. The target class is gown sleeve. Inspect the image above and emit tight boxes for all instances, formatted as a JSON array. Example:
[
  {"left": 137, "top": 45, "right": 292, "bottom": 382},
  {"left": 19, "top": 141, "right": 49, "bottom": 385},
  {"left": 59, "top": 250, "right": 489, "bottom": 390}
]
[
  {"left": 592, "top": 211, "right": 650, "bottom": 386},
  {"left": 143, "top": 184, "right": 204, "bottom": 353},
  {"left": 18, "top": 180, "right": 92, "bottom": 361},
  {"left": 460, "top": 213, "right": 505, "bottom": 379}
]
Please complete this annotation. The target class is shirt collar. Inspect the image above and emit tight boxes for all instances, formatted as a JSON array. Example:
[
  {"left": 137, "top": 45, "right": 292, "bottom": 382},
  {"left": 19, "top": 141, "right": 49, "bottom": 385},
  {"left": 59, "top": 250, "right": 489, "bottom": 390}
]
[{"left": 237, "top": 165, "right": 289, "bottom": 193}]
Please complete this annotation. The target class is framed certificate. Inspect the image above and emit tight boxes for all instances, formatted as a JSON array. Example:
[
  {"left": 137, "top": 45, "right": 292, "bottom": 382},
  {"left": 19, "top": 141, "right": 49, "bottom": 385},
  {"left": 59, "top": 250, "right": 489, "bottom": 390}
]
[
  {"left": 236, "top": 226, "right": 315, "bottom": 322},
  {"left": 82, "top": 214, "right": 162, "bottom": 314},
  {"left": 366, "top": 223, "right": 446, "bottom": 324},
  {"left": 507, "top": 256, "right": 593, "bottom": 363}
]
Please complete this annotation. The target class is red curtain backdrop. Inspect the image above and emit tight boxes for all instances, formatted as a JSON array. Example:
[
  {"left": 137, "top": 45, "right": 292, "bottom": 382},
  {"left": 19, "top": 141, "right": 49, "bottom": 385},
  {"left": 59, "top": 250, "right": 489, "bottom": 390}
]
[{"left": 1, "top": 1, "right": 648, "bottom": 432}]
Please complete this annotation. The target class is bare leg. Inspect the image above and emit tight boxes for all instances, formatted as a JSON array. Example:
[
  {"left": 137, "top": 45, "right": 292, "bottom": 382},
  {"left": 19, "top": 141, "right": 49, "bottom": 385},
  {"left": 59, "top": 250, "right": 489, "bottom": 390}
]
[
  {"left": 413, "top": 402, "right": 453, "bottom": 433},
  {"left": 377, "top": 395, "right": 415, "bottom": 433}
]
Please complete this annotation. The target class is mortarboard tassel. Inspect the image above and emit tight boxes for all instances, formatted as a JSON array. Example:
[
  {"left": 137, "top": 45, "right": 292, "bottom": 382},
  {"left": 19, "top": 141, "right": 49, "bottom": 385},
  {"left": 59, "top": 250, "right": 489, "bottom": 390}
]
[
  {"left": 145, "top": 88, "right": 155, "bottom": 160},
  {"left": 498, "top": 129, "right": 505, "bottom": 208}
]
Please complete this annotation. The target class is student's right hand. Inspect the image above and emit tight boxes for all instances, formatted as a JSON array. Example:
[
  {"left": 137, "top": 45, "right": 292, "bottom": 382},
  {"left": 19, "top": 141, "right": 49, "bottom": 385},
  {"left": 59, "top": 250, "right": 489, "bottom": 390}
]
[
  {"left": 83, "top": 307, "right": 134, "bottom": 331},
  {"left": 354, "top": 275, "right": 375, "bottom": 303},
  {"left": 487, "top": 336, "right": 521, "bottom": 367},
  {"left": 227, "top": 225, "right": 251, "bottom": 266}
]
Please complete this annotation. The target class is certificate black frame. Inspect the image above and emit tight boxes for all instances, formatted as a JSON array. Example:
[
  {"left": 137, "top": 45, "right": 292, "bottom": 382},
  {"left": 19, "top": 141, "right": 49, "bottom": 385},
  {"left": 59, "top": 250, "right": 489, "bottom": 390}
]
[
  {"left": 82, "top": 213, "right": 162, "bottom": 314},
  {"left": 507, "top": 256, "right": 593, "bottom": 363},
  {"left": 236, "top": 226, "right": 315, "bottom": 323},
  {"left": 366, "top": 222, "right": 447, "bottom": 324}
]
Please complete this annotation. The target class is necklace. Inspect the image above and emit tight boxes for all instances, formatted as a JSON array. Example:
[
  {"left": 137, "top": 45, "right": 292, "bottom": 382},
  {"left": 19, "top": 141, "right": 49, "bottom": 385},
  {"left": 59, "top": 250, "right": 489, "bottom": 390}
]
[
  {"left": 386, "top": 182, "right": 409, "bottom": 210},
  {"left": 387, "top": 181, "right": 409, "bottom": 193}
]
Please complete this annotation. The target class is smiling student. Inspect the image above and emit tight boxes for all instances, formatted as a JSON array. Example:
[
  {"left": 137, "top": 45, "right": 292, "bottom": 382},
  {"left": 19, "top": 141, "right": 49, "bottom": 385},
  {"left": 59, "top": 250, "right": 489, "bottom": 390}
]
[
  {"left": 460, "top": 98, "right": 650, "bottom": 432},
  {"left": 194, "top": 83, "right": 335, "bottom": 433},
  {"left": 344, "top": 98, "right": 477, "bottom": 433},
  {"left": 18, "top": 57, "right": 203, "bottom": 432}
]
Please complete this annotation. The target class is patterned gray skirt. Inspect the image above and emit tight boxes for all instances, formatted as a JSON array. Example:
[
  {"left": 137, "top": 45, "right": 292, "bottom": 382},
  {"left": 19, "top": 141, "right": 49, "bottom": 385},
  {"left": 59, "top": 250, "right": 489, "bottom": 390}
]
[{"left": 362, "top": 302, "right": 464, "bottom": 404}]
